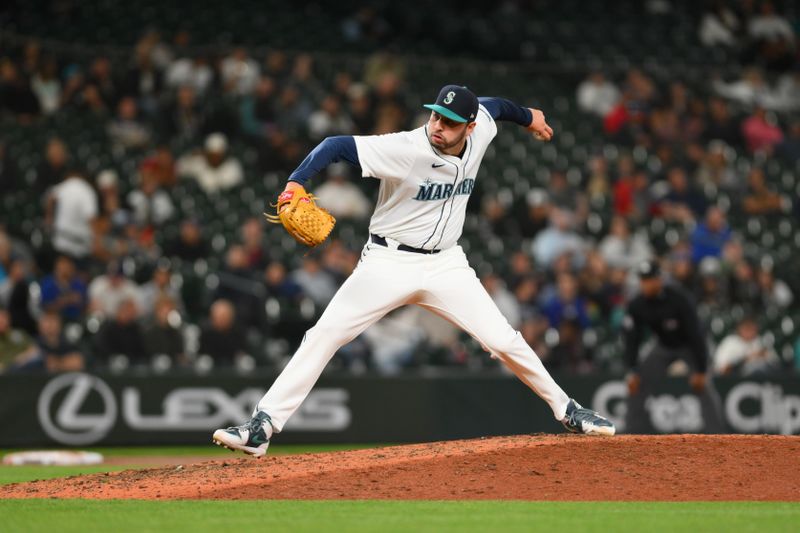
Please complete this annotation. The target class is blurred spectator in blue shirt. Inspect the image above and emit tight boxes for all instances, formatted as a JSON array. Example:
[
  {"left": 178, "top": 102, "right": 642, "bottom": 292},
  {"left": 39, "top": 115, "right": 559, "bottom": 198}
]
[
  {"left": 542, "top": 273, "right": 590, "bottom": 329},
  {"left": 691, "top": 206, "right": 732, "bottom": 263},
  {"left": 39, "top": 255, "right": 87, "bottom": 321}
]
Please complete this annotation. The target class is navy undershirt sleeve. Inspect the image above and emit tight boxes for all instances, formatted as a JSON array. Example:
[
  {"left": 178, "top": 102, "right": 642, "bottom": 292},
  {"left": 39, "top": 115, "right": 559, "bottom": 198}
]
[
  {"left": 287, "top": 135, "right": 359, "bottom": 186},
  {"left": 478, "top": 97, "right": 533, "bottom": 127}
]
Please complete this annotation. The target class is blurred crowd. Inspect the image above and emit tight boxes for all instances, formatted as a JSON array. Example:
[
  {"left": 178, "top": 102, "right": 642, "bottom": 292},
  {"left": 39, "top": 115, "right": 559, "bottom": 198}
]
[
  {"left": 699, "top": 0, "right": 797, "bottom": 72},
  {"left": 1, "top": 1, "right": 799, "bottom": 378},
  {"left": 0, "top": 27, "right": 437, "bottom": 375}
]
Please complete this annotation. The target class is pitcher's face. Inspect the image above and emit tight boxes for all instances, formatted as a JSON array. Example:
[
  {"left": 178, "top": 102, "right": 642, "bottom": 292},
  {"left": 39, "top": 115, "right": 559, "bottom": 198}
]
[{"left": 427, "top": 112, "right": 475, "bottom": 151}]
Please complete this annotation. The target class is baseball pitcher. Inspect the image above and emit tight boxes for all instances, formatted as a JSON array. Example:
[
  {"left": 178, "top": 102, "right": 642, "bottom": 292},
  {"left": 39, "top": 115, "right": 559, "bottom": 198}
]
[{"left": 213, "top": 85, "right": 615, "bottom": 457}]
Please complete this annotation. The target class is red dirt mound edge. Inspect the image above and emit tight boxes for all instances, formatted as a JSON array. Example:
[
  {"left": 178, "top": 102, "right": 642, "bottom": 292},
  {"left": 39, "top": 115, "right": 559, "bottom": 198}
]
[{"left": 1, "top": 435, "right": 799, "bottom": 501}]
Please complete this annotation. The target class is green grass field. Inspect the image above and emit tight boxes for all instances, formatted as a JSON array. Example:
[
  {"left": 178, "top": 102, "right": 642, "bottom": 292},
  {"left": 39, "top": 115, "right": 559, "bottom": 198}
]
[
  {"left": 1, "top": 446, "right": 798, "bottom": 532},
  {"left": 1, "top": 500, "right": 797, "bottom": 533}
]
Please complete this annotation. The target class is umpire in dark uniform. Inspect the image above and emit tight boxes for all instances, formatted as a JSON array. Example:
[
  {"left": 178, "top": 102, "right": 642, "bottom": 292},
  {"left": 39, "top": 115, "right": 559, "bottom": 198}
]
[{"left": 623, "top": 260, "right": 725, "bottom": 433}]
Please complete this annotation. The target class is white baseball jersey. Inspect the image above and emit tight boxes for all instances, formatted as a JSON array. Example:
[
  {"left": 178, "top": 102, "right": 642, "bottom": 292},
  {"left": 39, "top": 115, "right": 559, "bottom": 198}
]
[{"left": 354, "top": 104, "right": 497, "bottom": 250}]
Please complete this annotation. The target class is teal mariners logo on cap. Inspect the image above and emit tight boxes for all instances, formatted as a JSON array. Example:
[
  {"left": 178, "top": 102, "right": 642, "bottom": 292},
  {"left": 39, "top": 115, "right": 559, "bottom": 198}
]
[{"left": 423, "top": 84, "right": 478, "bottom": 123}]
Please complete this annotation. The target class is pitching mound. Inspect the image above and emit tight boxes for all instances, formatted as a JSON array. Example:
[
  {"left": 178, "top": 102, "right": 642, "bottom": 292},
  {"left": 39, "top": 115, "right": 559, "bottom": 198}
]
[{"left": 2, "top": 435, "right": 798, "bottom": 501}]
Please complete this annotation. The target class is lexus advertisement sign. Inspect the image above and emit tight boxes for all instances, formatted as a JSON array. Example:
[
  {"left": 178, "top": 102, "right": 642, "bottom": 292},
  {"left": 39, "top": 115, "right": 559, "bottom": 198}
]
[{"left": 1, "top": 373, "right": 798, "bottom": 446}]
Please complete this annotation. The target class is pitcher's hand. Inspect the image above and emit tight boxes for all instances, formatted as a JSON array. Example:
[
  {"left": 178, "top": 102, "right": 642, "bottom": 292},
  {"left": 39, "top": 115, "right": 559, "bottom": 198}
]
[{"left": 527, "top": 108, "right": 553, "bottom": 141}]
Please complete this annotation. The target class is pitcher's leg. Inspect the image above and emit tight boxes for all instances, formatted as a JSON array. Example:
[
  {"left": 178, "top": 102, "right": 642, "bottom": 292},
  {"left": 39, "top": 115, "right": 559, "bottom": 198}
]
[
  {"left": 257, "top": 262, "right": 412, "bottom": 432},
  {"left": 418, "top": 268, "right": 570, "bottom": 420}
]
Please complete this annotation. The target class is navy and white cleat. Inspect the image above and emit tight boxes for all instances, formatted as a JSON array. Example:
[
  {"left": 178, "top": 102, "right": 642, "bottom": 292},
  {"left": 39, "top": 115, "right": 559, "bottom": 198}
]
[
  {"left": 561, "top": 399, "right": 616, "bottom": 436},
  {"left": 212, "top": 411, "right": 273, "bottom": 458}
]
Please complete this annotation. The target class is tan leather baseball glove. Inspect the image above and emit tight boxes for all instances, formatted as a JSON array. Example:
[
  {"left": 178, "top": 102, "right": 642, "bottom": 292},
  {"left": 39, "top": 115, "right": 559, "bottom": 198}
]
[{"left": 264, "top": 187, "right": 336, "bottom": 247}]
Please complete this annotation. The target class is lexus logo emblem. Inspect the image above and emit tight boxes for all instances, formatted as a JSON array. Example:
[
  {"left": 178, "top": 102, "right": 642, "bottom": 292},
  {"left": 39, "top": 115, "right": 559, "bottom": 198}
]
[{"left": 37, "top": 373, "right": 117, "bottom": 445}]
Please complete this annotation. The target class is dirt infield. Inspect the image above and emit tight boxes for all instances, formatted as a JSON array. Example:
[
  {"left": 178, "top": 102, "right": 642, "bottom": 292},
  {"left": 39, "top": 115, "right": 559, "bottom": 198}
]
[
  {"left": 102, "top": 456, "right": 224, "bottom": 467},
  {"left": 2, "top": 435, "right": 798, "bottom": 501}
]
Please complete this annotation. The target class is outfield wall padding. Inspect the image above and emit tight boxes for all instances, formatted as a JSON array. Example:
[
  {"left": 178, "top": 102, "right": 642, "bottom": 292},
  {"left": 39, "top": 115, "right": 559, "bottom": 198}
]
[{"left": 0, "top": 373, "right": 798, "bottom": 446}]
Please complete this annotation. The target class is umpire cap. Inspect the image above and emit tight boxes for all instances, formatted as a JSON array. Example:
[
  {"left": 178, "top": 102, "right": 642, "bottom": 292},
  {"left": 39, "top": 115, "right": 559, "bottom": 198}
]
[{"left": 424, "top": 85, "right": 478, "bottom": 123}]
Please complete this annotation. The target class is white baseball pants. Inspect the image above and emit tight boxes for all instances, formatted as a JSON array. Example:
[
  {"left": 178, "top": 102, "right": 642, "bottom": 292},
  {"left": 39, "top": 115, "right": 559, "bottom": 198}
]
[{"left": 257, "top": 242, "right": 570, "bottom": 432}]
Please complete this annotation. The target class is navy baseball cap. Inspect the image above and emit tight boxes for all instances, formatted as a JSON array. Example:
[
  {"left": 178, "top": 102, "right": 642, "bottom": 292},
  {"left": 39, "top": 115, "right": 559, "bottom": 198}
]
[{"left": 423, "top": 84, "right": 478, "bottom": 123}]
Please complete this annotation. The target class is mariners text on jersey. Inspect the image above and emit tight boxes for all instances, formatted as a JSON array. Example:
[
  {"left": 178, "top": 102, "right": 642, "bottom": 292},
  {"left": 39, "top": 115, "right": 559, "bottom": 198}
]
[{"left": 414, "top": 178, "right": 476, "bottom": 201}]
